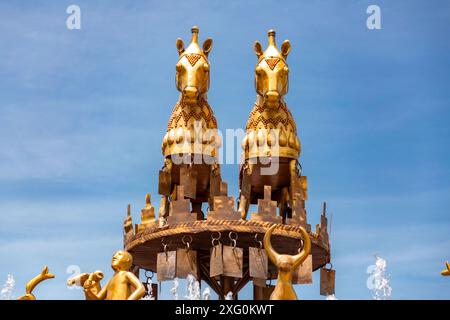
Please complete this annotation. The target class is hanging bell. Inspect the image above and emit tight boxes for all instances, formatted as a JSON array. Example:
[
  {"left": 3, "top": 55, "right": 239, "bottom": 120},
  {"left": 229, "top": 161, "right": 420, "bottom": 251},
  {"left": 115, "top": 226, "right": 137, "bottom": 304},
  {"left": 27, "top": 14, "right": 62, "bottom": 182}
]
[
  {"left": 249, "top": 234, "right": 268, "bottom": 281},
  {"left": 320, "top": 263, "right": 336, "bottom": 296},
  {"left": 176, "top": 235, "right": 198, "bottom": 279},
  {"left": 222, "top": 232, "right": 243, "bottom": 278},
  {"left": 209, "top": 232, "right": 223, "bottom": 278},
  {"left": 156, "top": 240, "right": 176, "bottom": 281}
]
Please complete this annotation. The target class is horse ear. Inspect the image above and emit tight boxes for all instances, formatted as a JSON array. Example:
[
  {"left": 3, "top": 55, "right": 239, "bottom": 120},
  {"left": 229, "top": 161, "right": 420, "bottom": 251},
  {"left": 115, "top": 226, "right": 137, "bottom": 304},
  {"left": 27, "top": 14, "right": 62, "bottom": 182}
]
[
  {"left": 176, "top": 38, "right": 185, "bottom": 55},
  {"left": 253, "top": 41, "right": 263, "bottom": 58},
  {"left": 281, "top": 40, "right": 291, "bottom": 58},
  {"left": 203, "top": 38, "right": 213, "bottom": 56}
]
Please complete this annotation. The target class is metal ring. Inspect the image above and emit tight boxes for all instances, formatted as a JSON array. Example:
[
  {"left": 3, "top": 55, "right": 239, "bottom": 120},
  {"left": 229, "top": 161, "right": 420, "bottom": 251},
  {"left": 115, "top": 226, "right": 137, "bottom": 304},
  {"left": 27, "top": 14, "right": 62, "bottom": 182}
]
[
  {"left": 182, "top": 235, "right": 193, "bottom": 245},
  {"left": 145, "top": 270, "right": 154, "bottom": 279},
  {"left": 255, "top": 233, "right": 263, "bottom": 249},
  {"left": 211, "top": 232, "right": 222, "bottom": 241},
  {"left": 211, "top": 232, "right": 221, "bottom": 247},
  {"left": 325, "top": 262, "right": 333, "bottom": 270},
  {"left": 229, "top": 232, "right": 238, "bottom": 248},
  {"left": 161, "top": 237, "right": 171, "bottom": 247},
  {"left": 229, "top": 232, "right": 238, "bottom": 241}
]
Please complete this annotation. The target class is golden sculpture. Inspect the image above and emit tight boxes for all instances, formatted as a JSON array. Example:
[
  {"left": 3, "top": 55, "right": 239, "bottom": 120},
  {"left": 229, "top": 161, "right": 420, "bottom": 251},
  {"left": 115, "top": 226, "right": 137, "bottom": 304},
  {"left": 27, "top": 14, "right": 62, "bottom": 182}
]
[
  {"left": 67, "top": 271, "right": 104, "bottom": 300},
  {"left": 158, "top": 26, "right": 222, "bottom": 220},
  {"left": 121, "top": 27, "right": 331, "bottom": 301},
  {"left": 442, "top": 261, "right": 450, "bottom": 276},
  {"left": 238, "top": 29, "right": 303, "bottom": 221},
  {"left": 17, "top": 266, "right": 55, "bottom": 300},
  {"left": 83, "top": 250, "right": 145, "bottom": 300},
  {"left": 263, "top": 224, "right": 311, "bottom": 300}
]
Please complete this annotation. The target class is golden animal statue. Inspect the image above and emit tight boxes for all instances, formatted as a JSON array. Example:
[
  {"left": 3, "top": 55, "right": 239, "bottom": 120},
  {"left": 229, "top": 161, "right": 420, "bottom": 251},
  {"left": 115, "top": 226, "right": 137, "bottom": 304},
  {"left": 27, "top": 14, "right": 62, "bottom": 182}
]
[
  {"left": 158, "top": 26, "right": 221, "bottom": 221},
  {"left": 442, "top": 261, "right": 450, "bottom": 276},
  {"left": 17, "top": 266, "right": 55, "bottom": 300},
  {"left": 67, "top": 271, "right": 104, "bottom": 300},
  {"left": 238, "top": 29, "right": 302, "bottom": 221},
  {"left": 83, "top": 250, "right": 145, "bottom": 300},
  {"left": 263, "top": 224, "right": 311, "bottom": 300}
]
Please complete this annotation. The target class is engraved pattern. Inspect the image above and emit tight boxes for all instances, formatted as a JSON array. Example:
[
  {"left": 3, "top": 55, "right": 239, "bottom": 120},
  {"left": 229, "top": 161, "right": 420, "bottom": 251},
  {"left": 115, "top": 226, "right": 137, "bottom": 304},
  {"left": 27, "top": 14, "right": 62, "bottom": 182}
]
[
  {"left": 167, "top": 98, "right": 218, "bottom": 130},
  {"left": 185, "top": 54, "right": 202, "bottom": 66},
  {"left": 245, "top": 101, "right": 297, "bottom": 133},
  {"left": 265, "top": 58, "right": 280, "bottom": 70}
]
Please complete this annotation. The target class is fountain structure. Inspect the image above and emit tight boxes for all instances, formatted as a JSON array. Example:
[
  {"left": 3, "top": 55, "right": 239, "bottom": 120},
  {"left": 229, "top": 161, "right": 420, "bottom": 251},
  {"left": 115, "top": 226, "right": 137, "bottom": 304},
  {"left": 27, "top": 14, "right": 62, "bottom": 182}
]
[{"left": 122, "top": 27, "right": 333, "bottom": 300}]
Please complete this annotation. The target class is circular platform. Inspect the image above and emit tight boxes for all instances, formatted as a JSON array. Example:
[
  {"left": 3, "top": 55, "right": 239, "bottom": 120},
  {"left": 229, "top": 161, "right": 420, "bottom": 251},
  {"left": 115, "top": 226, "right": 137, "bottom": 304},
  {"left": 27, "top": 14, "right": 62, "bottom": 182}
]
[{"left": 125, "top": 219, "right": 330, "bottom": 277}]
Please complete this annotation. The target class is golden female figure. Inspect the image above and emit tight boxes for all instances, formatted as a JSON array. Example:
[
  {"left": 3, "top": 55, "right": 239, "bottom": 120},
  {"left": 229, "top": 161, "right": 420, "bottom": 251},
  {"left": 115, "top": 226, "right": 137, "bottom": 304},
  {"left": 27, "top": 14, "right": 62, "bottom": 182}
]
[{"left": 263, "top": 224, "right": 311, "bottom": 300}]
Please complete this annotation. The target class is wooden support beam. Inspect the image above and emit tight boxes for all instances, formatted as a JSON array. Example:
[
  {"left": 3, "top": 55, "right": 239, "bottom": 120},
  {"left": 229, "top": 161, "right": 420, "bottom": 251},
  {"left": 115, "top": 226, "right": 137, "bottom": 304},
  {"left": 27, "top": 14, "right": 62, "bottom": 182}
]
[
  {"left": 234, "top": 269, "right": 250, "bottom": 294},
  {"left": 199, "top": 262, "right": 223, "bottom": 298}
]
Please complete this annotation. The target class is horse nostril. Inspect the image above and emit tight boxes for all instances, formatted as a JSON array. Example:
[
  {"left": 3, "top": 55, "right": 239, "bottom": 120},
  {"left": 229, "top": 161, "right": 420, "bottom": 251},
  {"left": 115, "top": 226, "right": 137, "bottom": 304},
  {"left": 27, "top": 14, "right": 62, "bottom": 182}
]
[
  {"left": 265, "top": 91, "right": 280, "bottom": 100},
  {"left": 183, "top": 87, "right": 198, "bottom": 98}
]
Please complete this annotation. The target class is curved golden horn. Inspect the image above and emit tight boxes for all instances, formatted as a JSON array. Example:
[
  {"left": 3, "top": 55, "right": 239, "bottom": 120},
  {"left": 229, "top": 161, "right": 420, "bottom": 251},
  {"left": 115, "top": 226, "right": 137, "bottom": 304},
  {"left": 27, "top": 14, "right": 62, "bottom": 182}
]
[
  {"left": 263, "top": 224, "right": 280, "bottom": 264},
  {"left": 25, "top": 266, "right": 55, "bottom": 294},
  {"left": 18, "top": 266, "right": 55, "bottom": 300},
  {"left": 441, "top": 261, "right": 450, "bottom": 276},
  {"left": 292, "top": 226, "right": 311, "bottom": 270}
]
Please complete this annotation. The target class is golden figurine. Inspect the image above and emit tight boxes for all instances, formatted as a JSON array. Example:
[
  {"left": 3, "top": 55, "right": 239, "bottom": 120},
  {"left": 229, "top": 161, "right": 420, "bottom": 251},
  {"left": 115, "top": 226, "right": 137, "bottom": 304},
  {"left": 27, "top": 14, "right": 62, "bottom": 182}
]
[
  {"left": 158, "top": 26, "right": 222, "bottom": 221},
  {"left": 238, "top": 29, "right": 302, "bottom": 222},
  {"left": 83, "top": 250, "right": 145, "bottom": 300},
  {"left": 442, "top": 261, "right": 450, "bottom": 276},
  {"left": 263, "top": 224, "right": 311, "bottom": 300},
  {"left": 17, "top": 266, "right": 55, "bottom": 300}
]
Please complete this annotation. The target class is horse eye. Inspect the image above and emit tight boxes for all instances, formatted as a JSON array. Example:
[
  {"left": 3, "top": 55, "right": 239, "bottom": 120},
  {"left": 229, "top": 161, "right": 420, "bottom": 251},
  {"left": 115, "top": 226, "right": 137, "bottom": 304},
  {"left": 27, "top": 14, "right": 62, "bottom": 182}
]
[
  {"left": 283, "top": 66, "right": 289, "bottom": 74},
  {"left": 203, "top": 63, "right": 209, "bottom": 72},
  {"left": 176, "top": 64, "right": 183, "bottom": 73},
  {"left": 256, "top": 66, "right": 264, "bottom": 76}
]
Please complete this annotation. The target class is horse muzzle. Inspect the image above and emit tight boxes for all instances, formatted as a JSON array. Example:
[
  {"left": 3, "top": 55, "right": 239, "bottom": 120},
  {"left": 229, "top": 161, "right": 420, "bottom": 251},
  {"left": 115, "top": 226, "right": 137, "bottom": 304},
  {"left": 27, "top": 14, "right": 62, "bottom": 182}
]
[
  {"left": 264, "top": 91, "right": 280, "bottom": 107},
  {"left": 182, "top": 86, "right": 199, "bottom": 105}
]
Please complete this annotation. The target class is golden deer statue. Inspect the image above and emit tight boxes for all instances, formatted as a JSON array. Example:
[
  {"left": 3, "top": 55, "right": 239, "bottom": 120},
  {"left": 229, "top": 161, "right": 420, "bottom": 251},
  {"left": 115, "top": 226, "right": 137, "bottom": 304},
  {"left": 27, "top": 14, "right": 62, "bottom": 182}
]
[
  {"left": 67, "top": 271, "right": 104, "bottom": 300},
  {"left": 442, "top": 261, "right": 450, "bottom": 276},
  {"left": 158, "top": 26, "right": 221, "bottom": 221},
  {"left": 238, "top": 29, "right": 302, "bottom": 220},
  {"left": 263, "top": 224, "right": 311, "bottom": 300},
  {"left": 17, "top": 266, "right": 55, "bottom": 300}
]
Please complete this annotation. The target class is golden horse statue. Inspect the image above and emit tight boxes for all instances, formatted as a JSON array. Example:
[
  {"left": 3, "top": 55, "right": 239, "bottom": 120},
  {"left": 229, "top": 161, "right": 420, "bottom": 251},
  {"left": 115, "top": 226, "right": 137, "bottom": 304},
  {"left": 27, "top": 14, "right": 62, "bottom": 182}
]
[
  {"left": 263, "top": 224, "right": 311, "bottom": 300},
  {"left": 238, "top": 29, "right": 301, "bottom": 220},
  {"left": 442, "top": 261, "right": 450, "bottom": 276},
  {"left": 158, "top": 26, "right": 221, "bottom": 220},
  {"left": 67, "top": 270, "right": 104, "bottom": 300},
  {"left": 17, "top": 266, "right": 55, "bottom": 300}
]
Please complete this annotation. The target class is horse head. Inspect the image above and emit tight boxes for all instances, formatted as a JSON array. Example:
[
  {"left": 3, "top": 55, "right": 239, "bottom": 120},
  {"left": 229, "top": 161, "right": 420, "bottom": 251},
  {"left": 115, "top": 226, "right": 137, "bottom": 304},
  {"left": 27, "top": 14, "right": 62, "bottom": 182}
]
[
  {"left": 175, "top": 26, "right": 213, "bottom": 106},
  {"left": 253, "top": 29, "right": 291, "bottom": 108}
]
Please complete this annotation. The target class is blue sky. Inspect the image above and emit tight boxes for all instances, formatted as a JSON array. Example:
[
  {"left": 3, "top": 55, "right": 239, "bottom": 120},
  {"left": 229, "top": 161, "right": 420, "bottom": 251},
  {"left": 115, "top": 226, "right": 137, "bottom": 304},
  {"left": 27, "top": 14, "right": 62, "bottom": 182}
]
[{"left": 1, "top": 0, "right": 449, "bottom": 299}]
